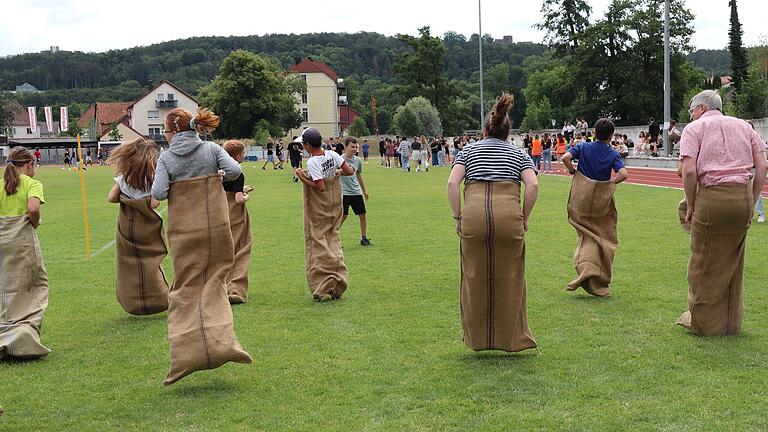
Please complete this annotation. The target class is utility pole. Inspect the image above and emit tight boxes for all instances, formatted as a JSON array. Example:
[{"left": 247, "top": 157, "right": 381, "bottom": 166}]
[
  {"left": 478, "top": 0, "right": 485, "bottom": 129},
  {"left": 663, "top": 0, "right": 671, "bottom": 156}
]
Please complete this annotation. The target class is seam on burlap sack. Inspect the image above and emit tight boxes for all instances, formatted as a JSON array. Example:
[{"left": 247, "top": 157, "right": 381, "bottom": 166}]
[
  {"left": 200, "top": 177, "right": 212, "bottom": 368},
  {"left": 485, "top": 182, "right": 495, "bottom": 349}
]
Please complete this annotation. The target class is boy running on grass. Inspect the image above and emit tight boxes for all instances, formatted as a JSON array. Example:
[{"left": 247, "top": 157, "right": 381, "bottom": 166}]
[
  {"left": 339, "top": 137, "right": 372, "bottom": 246},
  {"left": 294, "top": 127, "right": 355, "bottom": 301}
]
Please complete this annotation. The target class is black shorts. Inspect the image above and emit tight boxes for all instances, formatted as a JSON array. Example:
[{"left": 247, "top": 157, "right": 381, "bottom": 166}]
[
  {"left": 290, "top": 157, "right": 302, "bottom": 168},
  {"left": 343, "top": 195, "right": 366, "bottom": 215}
]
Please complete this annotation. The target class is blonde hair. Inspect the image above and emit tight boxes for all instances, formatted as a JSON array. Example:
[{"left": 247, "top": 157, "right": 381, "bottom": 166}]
[
  {"left": 223, "top": 140, "right": 246, "bottom": 159},
  {"left": 420, "top": 135, "right": 428, "bottom": 145},
  {"left": 107, "top": 138, "right": 160, "bottom": 192},
  {"left": 165, "top": 107, "right": 220, "bottom": 134},
  {"left": 4, "top": 147, "right": 34, "bottom": 195}
]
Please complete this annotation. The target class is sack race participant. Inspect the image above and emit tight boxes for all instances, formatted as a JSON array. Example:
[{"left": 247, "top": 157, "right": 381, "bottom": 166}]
[
  {"left": 294, "top": 127, "right": 355, "bottom": 302},
  {"left": 152, "top": 108, "right": 252, "bottom": 385},
  {"left": 447, "top": 93, "right": 539, "bottom": 352},
  {"left": 676, "top": 90, "right": 768, "bottom": 336},
  {"left": 107, "top": 138, "right": 169, "bottom": 315},
  {"left": 0, "top": 147, "right": 50, "bottom": 359},
  {"left": 221, "top": 140, "right": 253, "bottom": 304},
  {"left": 562, "top": 118, "right": 629, "bottom": 297}
]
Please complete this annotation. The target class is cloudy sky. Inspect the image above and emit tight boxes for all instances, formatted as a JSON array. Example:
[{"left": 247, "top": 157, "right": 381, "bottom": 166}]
[{"left": 2, "top": 0, "right": 764, "bottom": 56}]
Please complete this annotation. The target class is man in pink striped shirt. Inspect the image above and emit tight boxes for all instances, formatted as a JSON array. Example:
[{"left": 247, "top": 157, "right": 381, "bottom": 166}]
[{"left": 677, "top": 90, "right": 768, "bottom": 336}]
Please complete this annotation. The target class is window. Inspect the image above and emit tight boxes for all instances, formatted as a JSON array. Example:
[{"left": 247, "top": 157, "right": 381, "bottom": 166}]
[
  {"left": 26, "top": 128, "right": 32, "bottom": 134},
  {"left": 156, "top": 93, "right": 165, "bottom": 102},
  {"left": 302, "top": 108, "right": 308, "bottom": 123},
  {"left": 167, "top": 93, "right": 175, "bottom": 101},
  {"left": 148, "top": 127, "right": 161, "bottom": 135},
  {"left": 148, "top": 110, "right": 159, "bottom": 119},
  {"left": 301, "top": 92, "right": 308, "bottom": 104}
]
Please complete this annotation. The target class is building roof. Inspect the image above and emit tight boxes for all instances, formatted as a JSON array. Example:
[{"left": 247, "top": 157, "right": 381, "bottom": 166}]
[
  {"left": 126, "top": 80, "right": 199, "bottom": 109},
  {"left": 10, "top": 100, "right": 28, "bottom": 125},
  {"left": 287, "top": 58, "right": 339, "bottom": 82},
  {"left": 78, "top": 102, "right": 132, "bottom": 128}
]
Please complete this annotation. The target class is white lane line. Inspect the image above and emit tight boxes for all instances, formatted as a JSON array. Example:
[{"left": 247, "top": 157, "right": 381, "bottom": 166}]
[{"left": 92, "top": 206, "right": 167, "bottom": 258}]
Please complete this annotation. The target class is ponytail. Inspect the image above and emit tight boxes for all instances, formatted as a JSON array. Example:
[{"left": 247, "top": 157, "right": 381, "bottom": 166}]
[
  {"left": 165, "top": 107, "right": 220, "bottom": 135},
  {"left": 4, "top": 147, "right": 34, "bottom": 195},
  {"left": 484, "top": 93, "right": 514, "bottom": 141}
]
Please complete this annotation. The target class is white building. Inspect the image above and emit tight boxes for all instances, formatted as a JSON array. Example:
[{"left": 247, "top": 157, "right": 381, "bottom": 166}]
[{"left": 128, "top": 80, "right": 199, "bottom": 143}]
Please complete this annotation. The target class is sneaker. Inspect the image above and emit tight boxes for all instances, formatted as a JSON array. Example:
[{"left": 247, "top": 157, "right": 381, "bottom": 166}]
[
  {"left": 360, "top": 238, "right": 372, "bottom": 246},
  {"left": 293, "top": 177, "right": 299, "bottom": 182},
  {"left": 407, "top": 166, "right": 410, "bottom": 172},
  {"left": 262, "top": 167, "right": 266, "bottom": 170},
  {"left": 759, "top": 216, "right": 765, "bottom": 223}
]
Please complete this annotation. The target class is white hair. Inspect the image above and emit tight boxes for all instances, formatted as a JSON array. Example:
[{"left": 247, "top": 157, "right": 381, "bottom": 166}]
[{"left": 690, "top": 90, "right": 723, "bottom": 112}]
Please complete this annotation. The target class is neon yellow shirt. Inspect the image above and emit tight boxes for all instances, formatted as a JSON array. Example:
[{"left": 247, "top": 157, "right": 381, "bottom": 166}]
[{"left": 0, "top": 174, "right": 45, "bottom": 216}]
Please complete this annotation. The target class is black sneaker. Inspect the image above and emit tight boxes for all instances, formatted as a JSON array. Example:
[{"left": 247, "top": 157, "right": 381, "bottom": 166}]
[
  {"left": 293, "top": 177, "right": 299, "bottom": 182},
  {"left": 360, "top": 238, "right": 372, "bottom": 246}
]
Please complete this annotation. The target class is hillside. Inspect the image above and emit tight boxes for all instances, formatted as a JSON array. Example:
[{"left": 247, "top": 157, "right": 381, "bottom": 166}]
[{"left": 686, "top": 48, "right": 731, "bottom": 76}]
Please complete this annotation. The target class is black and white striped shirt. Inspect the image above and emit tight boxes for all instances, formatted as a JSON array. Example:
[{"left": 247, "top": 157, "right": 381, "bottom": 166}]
[{"left": 454, "top": 138, "right": 536, "bottom": 183}]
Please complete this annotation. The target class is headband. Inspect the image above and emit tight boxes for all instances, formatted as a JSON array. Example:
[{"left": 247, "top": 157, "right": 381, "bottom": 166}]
[{"left": 189, "top": 118, "right": 196, "bottom": 129}]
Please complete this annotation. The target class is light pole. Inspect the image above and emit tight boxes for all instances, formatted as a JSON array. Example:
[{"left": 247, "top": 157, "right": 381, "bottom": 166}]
[
  {"left": 663, "top": 0, "right": 671, "bottom": 156},
  {"left": 551, "top": 119, "right": 556, "bottom": 129},
  {"left": 478, "top": 0, "right": 484, "bottom": 128}
]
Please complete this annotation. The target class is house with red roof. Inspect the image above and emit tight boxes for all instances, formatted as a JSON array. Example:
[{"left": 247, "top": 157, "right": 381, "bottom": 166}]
[{"left": 285, "top": 58, "right": 361, "bottom": 140}]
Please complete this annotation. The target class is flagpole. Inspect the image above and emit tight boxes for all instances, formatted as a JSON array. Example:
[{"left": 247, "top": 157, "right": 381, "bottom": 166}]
[
  {"left": 663, "top": 0, "right": 671, "bottom": 155},
  {"left": 76, "top": 134, "right": 91, "bottom": 259}
]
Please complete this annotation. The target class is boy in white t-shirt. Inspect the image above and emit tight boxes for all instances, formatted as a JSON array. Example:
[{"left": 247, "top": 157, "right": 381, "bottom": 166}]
[{"left": 294, "top": 128, "right": 355, "bottom": 301}]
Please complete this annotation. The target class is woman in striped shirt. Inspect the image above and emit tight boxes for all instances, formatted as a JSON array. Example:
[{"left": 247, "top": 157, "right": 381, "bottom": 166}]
[{"left": 446, "top": 93, "right": 539, "bottom": 353}]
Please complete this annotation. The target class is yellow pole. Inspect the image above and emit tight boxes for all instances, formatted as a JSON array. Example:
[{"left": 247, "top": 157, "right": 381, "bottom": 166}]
[{"left": 76, "top": 134, "right": 91, "bottom": 259}]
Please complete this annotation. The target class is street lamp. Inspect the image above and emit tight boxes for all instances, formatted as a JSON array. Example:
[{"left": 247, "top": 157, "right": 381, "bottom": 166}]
[
  {"left": 478, "top": 0, "right": 484, "bottom": 128},
  {"left": 663, "top": 0, "right": 671, "bottom": 156}
]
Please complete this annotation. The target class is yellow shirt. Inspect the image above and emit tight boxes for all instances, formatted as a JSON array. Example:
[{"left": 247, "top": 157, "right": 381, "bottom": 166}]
[{"left": 0, "top": 174, "right": 45, "bottom": 216}]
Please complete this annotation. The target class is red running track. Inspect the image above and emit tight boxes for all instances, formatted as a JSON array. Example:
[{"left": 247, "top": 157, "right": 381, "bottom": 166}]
[{"left": 544, "top": 166, "right": 768, "bottom": 195}]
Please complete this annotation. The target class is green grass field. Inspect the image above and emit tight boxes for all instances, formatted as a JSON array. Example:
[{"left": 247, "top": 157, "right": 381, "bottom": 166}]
[{"left": 1, "top": 161, "right": 767, "bottom": 431}]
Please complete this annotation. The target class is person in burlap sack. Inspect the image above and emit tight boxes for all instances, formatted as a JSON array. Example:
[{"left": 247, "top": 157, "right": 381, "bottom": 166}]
[
  {"left": 677, "top": 90, "right": 768, "bottom": 336},
  {"left": 562, "top": 118, "right": 629, "bottom": 298},
  {"left": 294, "top": 127, "right": 355, "bottom": 302},
  {"left": 221, "top": 140, "right": 253, "bottom": 304},
  {"left": 447, "top": 93, "right": 540, "bottom": 353},
  {"left": 151, "top": 108, "right": 252, "bottom": 385},
  {"left": 0, "top": 147, "right": 50, "bottom": 360},
  {"left": 106, "top": 138, "right": 170, "bottom": 315}
]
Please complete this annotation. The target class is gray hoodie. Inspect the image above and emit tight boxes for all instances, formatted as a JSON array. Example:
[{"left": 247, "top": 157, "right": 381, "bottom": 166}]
[{"left": 151, "top": 131, "right": 242, "bottom": 200}]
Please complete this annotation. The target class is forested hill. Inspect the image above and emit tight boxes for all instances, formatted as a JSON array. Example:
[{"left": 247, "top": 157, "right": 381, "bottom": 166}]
[
  {"left": 0, "top": 32, "right": 546, "bottom": 103},
  {"left": 686, "top": 49, "right": 731, "bottom": 76}
]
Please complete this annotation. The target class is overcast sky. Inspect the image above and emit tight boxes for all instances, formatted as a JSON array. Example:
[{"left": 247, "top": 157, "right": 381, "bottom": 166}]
[{"left": 2, "top": 0, "right": 765, "bottom": 56}]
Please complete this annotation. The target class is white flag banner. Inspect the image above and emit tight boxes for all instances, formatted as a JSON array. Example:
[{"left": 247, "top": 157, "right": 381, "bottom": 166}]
[
  {"left": 28, "top": 107, "right": 37, "bottom": 132},
  {"left": 60, "top": 106, "right": 69, "bottom": 132},
  {"left": 44, "top": 106, "right": 54, "bottom": 132}
]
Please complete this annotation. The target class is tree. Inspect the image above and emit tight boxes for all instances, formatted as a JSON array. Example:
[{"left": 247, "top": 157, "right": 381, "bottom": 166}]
[
  {"left": 735, "top": 65, "right": 768, "bottom": 119},
  {"left": 520, "top": 97, "right": 554, "bottom": 132},
  {"left": 536, "top": 0, "right": 592, "bottom": 52},
  {"left": 0, "top": 93, "right": 15, "bottom": 135},
  {"left": 348, "top": 116, "right": 371, "bottom": 137},
  {"left": 394, "top": 27, "right": 450, "bottom": 111},
  {"left": 393, "top": 106, "right": 423, "bottom": 136},
  {"left": 199, "top": 50, "right": 303, "bottom": 139},
  {"left": 108, "top": 122, "right": 122, "bottom": 141},
  {"left": 729, "top": 0, "right": 749, "bottom": 92},
  {"left": 402, "top": 97, "right": 442, "bottom": 135}
]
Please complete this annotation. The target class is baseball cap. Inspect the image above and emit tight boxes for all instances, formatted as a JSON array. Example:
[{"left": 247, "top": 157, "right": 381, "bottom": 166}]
[{"left": 293, "top": 127, "right": 322, "bottom": 146}]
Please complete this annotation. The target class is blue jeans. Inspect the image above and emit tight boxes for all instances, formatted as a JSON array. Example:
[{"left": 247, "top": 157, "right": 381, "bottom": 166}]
[
  {"left": 401, "top": 154, "right": 409, "bottom": 171},
  {"left": 531, "top": 155, "right": 541, "bottom": 171},
  {"left": 437, "top": 150, "right": 445, "bottom": 166},
  {"left": 542, "top": 149, "right": 552, "bottom": 172},
  {"left": 432, "top": 153, "right": 439, "bottom": 166},
  {"left": 757, "top": 195, "right": 764, "bottom": 218}
]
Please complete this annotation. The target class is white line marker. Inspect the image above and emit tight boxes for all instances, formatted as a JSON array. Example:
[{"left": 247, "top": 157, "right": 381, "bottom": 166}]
[{"left": 92, "top": 206, "right": 167, "bottom": 258}]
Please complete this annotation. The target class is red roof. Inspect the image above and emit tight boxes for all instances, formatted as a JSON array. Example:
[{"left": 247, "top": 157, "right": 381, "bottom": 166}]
[
  {"left": 10, "top": 101, "right": 28, "bottom": 124},
  {"left": 287, "top": 58, "right": 339, "bottom": 82},
  {"left": 78, "top": 102, "right": 132, "bottom": 129}
]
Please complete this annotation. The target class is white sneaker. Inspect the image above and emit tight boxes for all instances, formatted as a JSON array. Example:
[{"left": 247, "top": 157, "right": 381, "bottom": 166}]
[{"left": 758, "top": 216, "right": 765, "bottom": 223}]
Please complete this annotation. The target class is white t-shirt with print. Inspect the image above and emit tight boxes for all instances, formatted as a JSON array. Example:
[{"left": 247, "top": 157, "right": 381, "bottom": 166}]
[{"left": 307, "top": 150, "right": 345, "bottom": 181}]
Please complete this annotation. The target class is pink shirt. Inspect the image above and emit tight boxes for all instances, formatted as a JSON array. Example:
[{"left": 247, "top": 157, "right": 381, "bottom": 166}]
[{"left": 680, "top": 110, "right": 767, "bottom": 186}]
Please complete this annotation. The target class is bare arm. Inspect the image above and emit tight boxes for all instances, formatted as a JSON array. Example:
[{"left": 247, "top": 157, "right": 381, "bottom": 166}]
[
  {"left": 753, "top": 151, "right": 767, "bottom": 205},
  {"left": 27, "top": 197, "right": 41, "bottom": 229},
  {"left": 520, "top": 169, "right": 538, "bottom": 231},
  {"left": 447, "top": 164, "right": 465, "bottom": 233},
  {"left": 340, "top": 161, "right": 355, "bottom": 176},
  {"left": 562, "top": 153, "right": 576, "bottom": 174},
  {"left": 613, "top": 167, "right": 629, "bottom": 184},
  {"left": 107, "top": 183, "right": 121, "bottom": 203},
  {"left": 295, "top": 168, "right": 325, "bottom": 191},
  {"left": 150, "top": 198, "right": 161, "bottom": 209},
  {"left": 357, "top": 172, "right": 369, "bottom": 199},
  {"left": 681, "top": 156, "right": 698, "bottom": 222}
]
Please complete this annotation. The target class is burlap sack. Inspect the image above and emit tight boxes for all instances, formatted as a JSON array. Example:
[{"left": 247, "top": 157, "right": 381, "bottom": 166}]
[
  {"left": 677, "top": 199, "right": 691, "bottom": 233},
  {"left": 225, "top": 192, "right": 252, "bottom": 304},
  {"left": 677, "top": 183, "right": 752, "bottom": 336},
  {"left": 459, "top": 181, "right": 537, "bottom": 352},
  {"left": 164, "top": 174, "right": 252, "bottom": 386},
  {"left": 565, "top": 172, "right": 618, "bottom": 297},
  {"left": 303, "top": 176, "right": 349, "bottom": 300},
  {"left": 115, "top": 195, "right": 169, "bottom": 315},
  {"left": 0, "top": 215, "right": 50, "bottom": 359}
]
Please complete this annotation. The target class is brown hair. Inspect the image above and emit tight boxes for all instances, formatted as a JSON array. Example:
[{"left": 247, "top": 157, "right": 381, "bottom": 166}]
[
  {"left": 484, "top": 93, "right": 514, "bottom": 140},
  {"left": 4, "top": 147, "right": 34, "bottom": 195},
  {"left": 164, "top": 107, "right": 220, "bottom": 134},
  {"left": 107, "top": 138, "right": 160, "bottom": 192},
  {"left": 344, "top": 136, "right": 357, "bottom": 146},
  {"left": 223, "top": 140, "right": 246, "bottom": 159}
]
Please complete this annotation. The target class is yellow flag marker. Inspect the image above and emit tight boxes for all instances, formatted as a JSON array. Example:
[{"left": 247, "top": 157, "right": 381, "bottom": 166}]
[{"left": 76, "top": 134, "right": 91, "bottom": 258}]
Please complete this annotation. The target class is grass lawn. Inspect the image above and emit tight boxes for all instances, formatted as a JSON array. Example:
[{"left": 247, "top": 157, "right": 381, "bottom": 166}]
[{"left": 1, "top": 160, "right": 767, "bottom": 431}]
